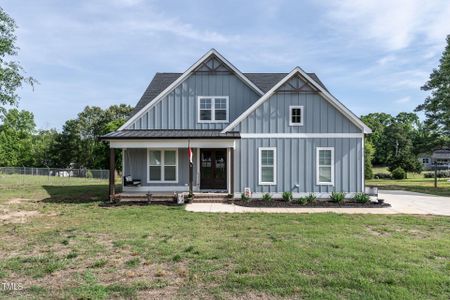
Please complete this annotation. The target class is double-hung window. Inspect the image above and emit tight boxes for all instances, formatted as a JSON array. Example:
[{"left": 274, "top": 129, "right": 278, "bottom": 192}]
[
  {"left": 148, "top": 149, "right": 178, "bottom": 182},
  {"left": 289, "top": 105, "right": 304, "bottom": 126},
  {"left": 198, "top": 96, "right": 229, "bottom": 122},
  {"left": 258, "top": 147, "right": 276, "bottom": 185},
  {"left": 316, "top": 147, "right": 334, "bottom": 185}
]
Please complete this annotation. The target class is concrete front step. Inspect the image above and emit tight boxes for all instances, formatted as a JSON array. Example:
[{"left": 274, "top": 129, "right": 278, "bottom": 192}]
[{"left": 192, "top": 199, "right": 230, "bottom": 203}]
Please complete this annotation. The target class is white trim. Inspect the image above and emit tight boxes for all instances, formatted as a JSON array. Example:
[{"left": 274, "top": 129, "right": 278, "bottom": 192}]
[
  {"left": 227, "top": 148, "right": 231, "bottom": 193},
  {"left": 289, "top": 105, "right": 304, "bottom": 126},
  {"left": 258, "top": 147, "right": 277, "bottom": 185},
  {"left": 108, "top": 139, "right": 236, "bottom": 149},
  {"left": 147, "top": 149, "right": 179, "bottom": 183},
  {"left": 233, "top": 192, "right": 359, "bottom": 199},
  {"left": 197, "top": 96, "right": 229, "bottom": 123},
  {"left": 316, "top": 147, "right": 334, "bottom": 186},
  {"left": 362, "top": 137, "right": 365, "bottom": 191},
  {"left": 122, "top": 148, "right": 125, "bottom": 188},
  {"left": 118, "top": 49, "right": 263, "bottom": 130},
  {"left": 196, "top": 148, "right": 200, "bottom": 187},
  {"left": 222, "top": 67, "right": 372, "bottom": 134},
  {"left": 241, "top": 133, "right": 364, "bottom": 139}
]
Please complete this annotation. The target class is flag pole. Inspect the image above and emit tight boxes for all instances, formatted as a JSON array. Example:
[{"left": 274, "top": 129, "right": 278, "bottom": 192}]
[{"left": 188, "top": 139, "right": 193, "bottom": 196}]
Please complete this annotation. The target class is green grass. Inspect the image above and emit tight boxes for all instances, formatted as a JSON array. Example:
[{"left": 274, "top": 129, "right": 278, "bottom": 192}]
[
  {"left": 0, "top": 174, "right": 449, "bottom": 299},
  {"left": 368, "top": 166, "right": 450, "bottom": 196}
]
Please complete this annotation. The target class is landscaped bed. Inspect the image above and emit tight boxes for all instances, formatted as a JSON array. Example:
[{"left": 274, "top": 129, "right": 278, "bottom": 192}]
[{"left": 232, "top": 199, "right": 391, "bottom": 208}]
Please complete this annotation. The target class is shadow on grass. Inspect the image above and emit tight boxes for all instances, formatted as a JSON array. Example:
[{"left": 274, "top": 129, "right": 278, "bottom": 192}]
[{"left": 41, "top": 184, "right": 111, "bottom": 204}]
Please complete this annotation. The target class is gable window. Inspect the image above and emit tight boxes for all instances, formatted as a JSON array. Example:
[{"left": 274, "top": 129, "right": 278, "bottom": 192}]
[
  {"left": 258, "top": 147, "right": 276, "bottom": 185},
  {"left": 148, "top": 149, "right": 178, "bottom": 183},
  {"left": 289, "top": 105, "right": 304, "bottom": 126},
  {"left": 198, "top": 96, "right": 229, "bottom": 123},
  {"left": 316, "top": 147, "right": 334, "bottom": 185}
]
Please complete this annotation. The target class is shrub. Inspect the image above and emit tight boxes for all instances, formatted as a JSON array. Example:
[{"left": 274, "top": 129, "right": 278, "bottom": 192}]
[
  {"left": 305, "top": 193, "right": 317, "bottom": 203},
  {"left": 282, "top": 191, "right": 293, "bottom": 202},
  {"left": 424, "top": 171, "right": 450, "bottom": 178},
  {"left": 296, "top": 197, "right": 307, "bottom": 205},
  {"left": 374, "top": 173, "right": 392, "bottom": 179},
  {"left": 241, "top": 193, "right": 250, "bottom": 201},
  {"left": 262, "top": 193, "right": 272, "bottom": 201},
  {"left": 353, "top": 192, "right": 370, "bottom": 203},
  {"left": 330, "top": 191, "right": 345, "bottom": 203},
  {"left": 85, "top": 170, "right": 93, "bottom": 178},
  {"left": 391, "top": 167, "right": 406, "bottom": 180}
]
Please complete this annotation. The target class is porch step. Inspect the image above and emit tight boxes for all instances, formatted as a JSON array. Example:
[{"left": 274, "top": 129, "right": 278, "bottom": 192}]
[
  {"left": 191, "top": 193, "right": 230, "bottom": 203},
  {"left": 191, "top": 198, "right": 230, "bottom": 203},
  {"left": 114, "top": 193, "right": 176, "bottom": 202}
]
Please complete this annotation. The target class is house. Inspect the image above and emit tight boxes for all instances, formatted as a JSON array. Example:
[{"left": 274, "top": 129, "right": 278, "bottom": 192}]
[
  {"left": 418, "top": 148, "right": 450, "bottom": 170},
  {"left": 101, "top": 49, "right": 372, "bottom": 200}
]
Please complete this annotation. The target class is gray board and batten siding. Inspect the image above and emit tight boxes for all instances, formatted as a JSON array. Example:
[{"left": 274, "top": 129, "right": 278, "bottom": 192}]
[{"left": 127, "top": 73, "right": 260, "bottom": 130}]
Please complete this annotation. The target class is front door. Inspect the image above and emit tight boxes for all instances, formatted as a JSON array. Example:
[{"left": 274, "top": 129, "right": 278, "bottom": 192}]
[{"left": 200, "top": 149, "right": 227, "bottom": 190}]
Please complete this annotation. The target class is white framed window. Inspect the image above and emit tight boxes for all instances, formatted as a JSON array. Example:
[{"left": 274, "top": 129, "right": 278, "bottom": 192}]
[
  {"left": 316, "top": 147, "right": 334, "bottom": 185},
  {"left": 289, "top": 105, "right": 304, "bottom": 126},
  {"left": 147, "top": 149, "right": 178, "bottom": 183},
  {"left": 258, "top": 147, "right": 276, "bottom": 185},
  {"left": 197, "top": 96, "right": 229, "bottom": 123}
]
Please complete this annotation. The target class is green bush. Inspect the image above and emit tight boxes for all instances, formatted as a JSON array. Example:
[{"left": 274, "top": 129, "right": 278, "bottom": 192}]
[
  {"left": 86, "top": 170, "right": 93, "bottom": 178},
  {"left": 374, "top": 173, "right": 392, "bottom": 179},
  {"left": 262, "top": 193, "right": 272, "bottom": 201},
  {"left": 241, "top": 193, "right": 250, "bottom": 201},
  {"left": 391, "top": 167, "right": 406, "bottom": 180},
  {"left": 330, "top": 191, "right": 345, "bottom": 203},
  {"left": 296, "top": 197, "right": 307, "bottom": 205},
  {"left": 353, "top": 192, "right": 370, "bottom": 203},
  {"left": 282, "top": 191, "right": 293, "bottom": 202},
  {"left": 424, "top": 171, "right": 450, "bottom": 178},
  {"left": 305, "top": 193, "right": 317, "bottom": 203}
]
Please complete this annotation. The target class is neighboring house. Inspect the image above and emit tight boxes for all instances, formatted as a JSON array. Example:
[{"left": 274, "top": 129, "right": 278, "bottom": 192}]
[
  {"left": 101, "top": 49, "right": 372, "bottom": 199},
  {"left": 418, "top": 149, "right": 450, "bottom": 170}
]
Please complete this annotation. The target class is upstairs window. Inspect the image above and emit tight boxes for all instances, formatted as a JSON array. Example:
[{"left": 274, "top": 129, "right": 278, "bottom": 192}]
[
  {"left": 198, "top": 96, "right": 229, "bottom": 123},
  {"left": 289, "top": 105, "right": 304, "bottom": 126},
  {"left": 316, "top": 147, "right": 334, "bottom": 185}
]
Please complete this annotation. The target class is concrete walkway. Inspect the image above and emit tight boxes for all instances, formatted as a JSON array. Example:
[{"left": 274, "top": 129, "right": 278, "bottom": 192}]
[{"left": 185, "top": 190, "right": 450, "bottom": 216}]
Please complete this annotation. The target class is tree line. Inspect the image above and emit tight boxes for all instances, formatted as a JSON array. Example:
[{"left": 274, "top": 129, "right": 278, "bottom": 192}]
[{"left": 0, "top": 7, "right": 449, "bottom": 174}]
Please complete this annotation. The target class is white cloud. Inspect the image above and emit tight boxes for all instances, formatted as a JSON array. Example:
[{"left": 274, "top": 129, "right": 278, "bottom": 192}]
[
  {"left": 394, "top": 96, "right": 411, "bottom": 104},
  {"left": 324, "top": 0, "right": 450, "bottom": 51}
]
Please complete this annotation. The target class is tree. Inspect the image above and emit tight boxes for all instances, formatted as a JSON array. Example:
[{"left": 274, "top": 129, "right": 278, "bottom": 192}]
[
  {"left": 32, "top": 129, "right": 59, "bottom": 167},
  {"left": 416, "top": 35, "right": 450, "bottom": 143},
  {"left": 0, "top": 7, "right": 36, "bottom": 114},
  {"left": 364, "top": 140, "right": 375, "bottom": 179},
  {"left": 361, "top": 113, "right": 394, "bottom": 165},
  {"left": 0, "top": 108, "right": 35, "bottom": 166}
]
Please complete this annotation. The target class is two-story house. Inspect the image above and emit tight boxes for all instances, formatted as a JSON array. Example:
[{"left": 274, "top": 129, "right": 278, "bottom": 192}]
[{"left": 102, "top": 49, "right": 371, "bottom": 200}]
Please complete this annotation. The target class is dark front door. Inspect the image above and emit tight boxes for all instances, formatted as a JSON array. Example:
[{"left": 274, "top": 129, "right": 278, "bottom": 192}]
[{"left": 200, "top": 149, "right": 227, "bottom": 190}]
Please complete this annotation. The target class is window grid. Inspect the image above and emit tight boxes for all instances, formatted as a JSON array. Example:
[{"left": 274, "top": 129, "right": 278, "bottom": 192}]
[
  {"left": 289, "top": 105, "right": 304, "bottom": 126},
  {"left": 258, "top": 147, "right": 277, "bottom": 185},
  {"left": 148, "top": 149, "right": 178, "bottom": 183},
  {"left": 316, "top": 147, "right": 334, "bottom": 185},
  {"left": 198, "top": 96, "right": 229, "bottom": 123}
]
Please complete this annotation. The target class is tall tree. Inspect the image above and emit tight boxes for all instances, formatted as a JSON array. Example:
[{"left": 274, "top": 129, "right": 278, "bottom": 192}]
[
  {"left": 0, "top": 108, "right": 35, "bottom": 166},
  {"left": 416, "top": 35, "right": 450, "bottom": 143},
  {"left": 0, "top": 7, "right": 36, "bottom": 114},
  {"left": 361, "top": 112, "right": 394, "bottom": 165}
]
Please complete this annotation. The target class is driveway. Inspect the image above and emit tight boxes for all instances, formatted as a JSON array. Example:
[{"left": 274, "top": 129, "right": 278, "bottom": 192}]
[{"left": 185, "top": 190, "right": 450, "bottom": 216}]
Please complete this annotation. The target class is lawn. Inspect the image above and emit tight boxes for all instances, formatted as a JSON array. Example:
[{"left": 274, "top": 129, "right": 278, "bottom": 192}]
[
  {"left": 367, "top": 167, "right": 450, "bottom": 197},
  {"left": 0, "top": 175, "right": 449, "bottom": 299}
]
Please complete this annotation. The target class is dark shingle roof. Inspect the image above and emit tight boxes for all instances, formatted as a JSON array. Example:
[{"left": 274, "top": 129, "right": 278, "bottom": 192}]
[
  {"left": 128, "top": 72, "right": 328, "bottom": 120},
  {"left": 101, "top": 129, "right": 240, "bottom": 140}
]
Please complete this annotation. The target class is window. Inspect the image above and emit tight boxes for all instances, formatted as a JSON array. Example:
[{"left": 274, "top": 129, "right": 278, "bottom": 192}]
[
  {"left": 289, "top": 105, "right": 304, "bottom": 126},
  {"left": 198, "top": 96, "right": 229, "bottom": 122},
  {"left": 259, "top": 147, "right": 276, "bottom": 185},
  {"left": 422, "top": 158, "right": 429, "bottom": 164},
  {"left": 316, "top": 147, "right": 334, "bottom": 185},
  {"left": 148, "top": 149, "right": 178, "bottom": 182}
]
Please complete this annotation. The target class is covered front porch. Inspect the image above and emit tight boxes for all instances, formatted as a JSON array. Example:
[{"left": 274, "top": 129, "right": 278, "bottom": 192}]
[{"left": 102, "top": 130, "right": 239, "bottom": 201}]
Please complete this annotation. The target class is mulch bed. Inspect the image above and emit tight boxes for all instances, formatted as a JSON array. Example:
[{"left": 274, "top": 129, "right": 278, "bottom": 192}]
[{"left": 232, "top": 199, "right": 391, "bottom": 208}]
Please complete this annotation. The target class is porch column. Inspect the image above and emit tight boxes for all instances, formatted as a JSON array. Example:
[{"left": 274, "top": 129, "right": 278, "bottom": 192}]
[
  {"left": 109, "top": 147, "right": 115, "bottom": 201},
  {"left": 229, "top": 147, "right": 234, "bottom": 195}
]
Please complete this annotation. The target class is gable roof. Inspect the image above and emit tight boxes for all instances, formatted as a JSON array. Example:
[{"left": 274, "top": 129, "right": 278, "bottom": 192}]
[
  {"left": 118, "top": 49, "right": 264, "bottom": 130},
  {"left": 127, "top": 72, "right": 328, "bottom": 121},
  {"left": 222, "top": 67, "right": 372, "bottom": 134}
]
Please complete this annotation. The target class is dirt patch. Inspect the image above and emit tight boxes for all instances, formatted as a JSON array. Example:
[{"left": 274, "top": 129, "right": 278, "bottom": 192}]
[
  {"left": 0, "top": 209, "right": 41, "bottom": 224},
  {"left": 233, "top": 199, "right": 391, "bottom": 208},
  {"left": 366, "top": 227, "right": 391, "bottom": 237},
  {"left": 6, "top": 198, "right": 33, "bottom": 205}
]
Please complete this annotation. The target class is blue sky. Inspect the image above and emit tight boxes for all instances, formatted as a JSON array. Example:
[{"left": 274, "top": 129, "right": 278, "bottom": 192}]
[{"left": 3, "top": 0, "right": 450, "bottom": 129}]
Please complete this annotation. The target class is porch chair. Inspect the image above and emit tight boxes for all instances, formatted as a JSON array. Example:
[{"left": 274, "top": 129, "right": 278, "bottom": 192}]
[{"left": 123, "top": 175, "right": 141, "bottom": 187}]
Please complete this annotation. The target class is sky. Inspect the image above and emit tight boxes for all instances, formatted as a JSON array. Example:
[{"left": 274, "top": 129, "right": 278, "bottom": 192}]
[{"left": 2, "top": 0, "right": 450, "bottom": 130}]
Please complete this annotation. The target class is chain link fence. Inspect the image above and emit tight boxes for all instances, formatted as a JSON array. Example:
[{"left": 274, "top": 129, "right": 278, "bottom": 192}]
[{"left": 0, "top": 167, "right": 109, "bottom": 180}]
